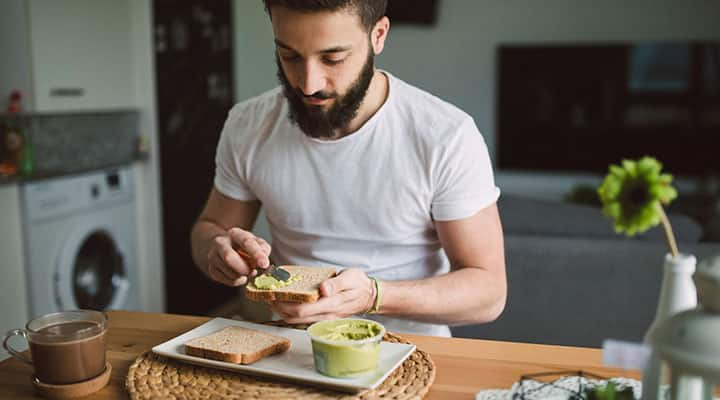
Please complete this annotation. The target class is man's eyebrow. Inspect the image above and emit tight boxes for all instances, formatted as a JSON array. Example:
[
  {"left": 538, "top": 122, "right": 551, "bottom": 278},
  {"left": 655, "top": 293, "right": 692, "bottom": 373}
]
[{"left": 274, "top": 39, "right": 351, "bottom": 54}]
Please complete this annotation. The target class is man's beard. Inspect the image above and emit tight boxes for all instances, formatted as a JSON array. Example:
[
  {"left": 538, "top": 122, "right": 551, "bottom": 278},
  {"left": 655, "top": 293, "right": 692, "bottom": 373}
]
[{"left": 276, "top": 51, "right": 375, "bottom": 139}]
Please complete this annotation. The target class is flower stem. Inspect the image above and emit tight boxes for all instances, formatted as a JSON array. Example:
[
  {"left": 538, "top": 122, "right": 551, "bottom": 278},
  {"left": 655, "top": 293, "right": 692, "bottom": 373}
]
[{"left": 657, "top": 203, "right": 679, "bottom": 258}]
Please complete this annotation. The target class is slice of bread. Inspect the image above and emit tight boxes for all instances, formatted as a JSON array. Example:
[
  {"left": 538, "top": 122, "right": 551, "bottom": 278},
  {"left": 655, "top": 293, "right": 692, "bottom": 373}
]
[
  {"left": 184, "top": 326, "right": 291, "bottom": 364},
  {"left": 245, "top": 265, "right": 337, "bottom": 303}
]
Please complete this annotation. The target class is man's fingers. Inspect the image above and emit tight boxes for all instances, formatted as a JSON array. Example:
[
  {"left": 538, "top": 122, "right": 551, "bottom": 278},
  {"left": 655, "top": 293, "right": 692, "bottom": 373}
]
[
  {"left": 228, "top": 228, "right": 270, "bottom": 268},
  {"left": 267, "top": 301, "right": 302, "bottom": 317},
  {"left": 221, "top": 247, "right": 245, "bottom": 269},
  {"left": 210, "top": 253, "right": 240, "bottom": 280},
  {"left": 211, "top": 248, "right": 249, "bottom": 278},
  {"left": 270, "top": 292, "right": 350, "bottom": 319},
  {"left": 208, "top": 246, "right": 250, "bottom": 286},
  {"left": 319, "top": 268, "right": 361, "bottom": 297},
  {"left": 205, "top": 232, "right": 270, "bottom": 287},
  {"left": 281, "top": 313, "right": 339, "bottom": 325},
  {"left": 319, "top": 280, "right": 334, "bottom": 297},
  {"left": 255, "top": 237, "right": 272, "bottom": 257},
  {"left": 267, "top": 302, "right": 339, "bottom": 324},
  {"left": 208, "top": 263, "right": 248, "bottom": 287},
  {"left": 213, "top": 235, "right": 249, "bottom": 273}
]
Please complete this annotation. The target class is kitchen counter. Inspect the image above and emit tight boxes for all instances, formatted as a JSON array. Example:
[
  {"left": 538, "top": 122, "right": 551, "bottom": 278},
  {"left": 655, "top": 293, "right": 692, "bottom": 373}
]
[
  {"left": 0, "top": 310, "right": 641, "bottom": 399},
  {"left": 0, "top": 158, "right": 148, "bottom": 186},
  {"left": 0, "top": 109, "right": 143, "bottom": 187}
]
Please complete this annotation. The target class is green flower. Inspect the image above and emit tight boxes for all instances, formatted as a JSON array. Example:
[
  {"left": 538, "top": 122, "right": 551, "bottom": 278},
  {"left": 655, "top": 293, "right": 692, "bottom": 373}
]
[
  {"left": 597, "top": 156, "right": 679, "bottom": 256},
  {"left": 585, "top": 381, "right": 635, "bottom": 400}
]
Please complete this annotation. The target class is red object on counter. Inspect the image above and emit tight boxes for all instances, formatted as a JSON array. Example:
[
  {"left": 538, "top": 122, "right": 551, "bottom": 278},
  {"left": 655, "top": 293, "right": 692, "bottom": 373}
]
[{"left": 7, "top": 90, "right": 22, "bottom": 113}]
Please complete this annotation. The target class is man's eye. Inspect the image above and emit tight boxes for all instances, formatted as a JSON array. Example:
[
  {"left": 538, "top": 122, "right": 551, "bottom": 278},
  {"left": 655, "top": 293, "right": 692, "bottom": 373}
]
[
  {"left": 281, "top": 54, "right": 301, "bottom": 62},
  {"left": 324, "top": 57, "right": 345, "bottom": 65}
]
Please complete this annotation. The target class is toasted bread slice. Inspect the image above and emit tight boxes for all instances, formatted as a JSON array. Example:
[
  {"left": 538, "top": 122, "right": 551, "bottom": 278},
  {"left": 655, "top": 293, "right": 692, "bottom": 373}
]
[
  {"left": 245, "top": 265, "right": 337, "bottom": 303},
  {"left": 184, "top": 326, "right": 291, "bottom": 364}
]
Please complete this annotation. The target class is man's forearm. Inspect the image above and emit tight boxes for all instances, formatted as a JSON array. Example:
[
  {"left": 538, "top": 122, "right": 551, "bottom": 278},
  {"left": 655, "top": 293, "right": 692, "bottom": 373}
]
[
  {"left": 190, "top": 220, "right": 227, "bottom": 276},
  {"left": 378, "top": 267, "right": 506, "bottom": 326}
]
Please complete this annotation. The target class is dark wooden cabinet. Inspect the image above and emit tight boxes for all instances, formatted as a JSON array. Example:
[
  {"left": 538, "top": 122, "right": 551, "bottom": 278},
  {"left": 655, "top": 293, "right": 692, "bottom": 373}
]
[{"left": 154, "top": 0, "right": 236, "bottom": 314}]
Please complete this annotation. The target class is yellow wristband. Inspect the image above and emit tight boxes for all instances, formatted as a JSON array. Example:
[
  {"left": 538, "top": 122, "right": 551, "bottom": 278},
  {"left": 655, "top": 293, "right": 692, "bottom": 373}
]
[
  {"left": 364, "top": 277, "right": 376, "bottom": 314},
  {"left": 368, "top": 277, "right": 382, "bottom": 314}
]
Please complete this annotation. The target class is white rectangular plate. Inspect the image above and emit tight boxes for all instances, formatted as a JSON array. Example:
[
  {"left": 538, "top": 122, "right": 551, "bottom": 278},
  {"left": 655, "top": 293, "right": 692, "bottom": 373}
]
[{"left": 152, "top": 317, "right": 416, "bottom": 393}]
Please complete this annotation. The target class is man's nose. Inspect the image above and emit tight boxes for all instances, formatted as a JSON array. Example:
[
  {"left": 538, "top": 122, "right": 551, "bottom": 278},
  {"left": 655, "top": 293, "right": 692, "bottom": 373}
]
[{"left": 299, "top": 62, "right": 326, "bottom": 96}]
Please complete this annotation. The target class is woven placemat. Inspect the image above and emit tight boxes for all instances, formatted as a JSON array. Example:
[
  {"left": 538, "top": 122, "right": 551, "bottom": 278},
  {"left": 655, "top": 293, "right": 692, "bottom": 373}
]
[{"left": 126, "top": 322, "right": 436, "bottom": 400}]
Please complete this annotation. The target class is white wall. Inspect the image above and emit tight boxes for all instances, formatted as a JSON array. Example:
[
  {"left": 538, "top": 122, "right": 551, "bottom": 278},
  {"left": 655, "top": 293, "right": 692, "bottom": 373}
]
[
  {"left": 129, "top": 0, "right": 165, "bottom": 312},
  {"left": 0, "top": 1, "right": 31, "bottom": 342},
  {"left": 232, "top": 0, "right": 276, "bottom": 104},
  {"left": 0, "top": 184, "right": 29, "bottom": 359},
  {"left": 231, "top": 0, "right": 275, "bottom": 241},
  {"left": 0, "top": 0, "right": 34, "bottom": 108},
  {"left": 232, "top": 0, "right": 720, "bottom": 200}
]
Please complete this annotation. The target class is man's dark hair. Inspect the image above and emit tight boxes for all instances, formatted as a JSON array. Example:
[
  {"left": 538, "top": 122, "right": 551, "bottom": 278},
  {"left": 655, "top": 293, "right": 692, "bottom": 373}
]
[{"left": 262, "top": 0, "right": 387, "bottom": 32}]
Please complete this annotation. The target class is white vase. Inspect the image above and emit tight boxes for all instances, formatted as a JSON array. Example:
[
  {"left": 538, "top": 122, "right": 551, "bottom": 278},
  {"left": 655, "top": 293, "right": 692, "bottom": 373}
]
[{"left": 641, "top": 253, "right": 700, "bottom": 400}]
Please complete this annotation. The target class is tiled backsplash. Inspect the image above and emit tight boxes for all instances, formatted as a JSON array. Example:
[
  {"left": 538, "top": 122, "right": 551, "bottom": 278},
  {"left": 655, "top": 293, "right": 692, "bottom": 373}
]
[{"left": 1, "top": 110, "right": 139, "bottom": 177}]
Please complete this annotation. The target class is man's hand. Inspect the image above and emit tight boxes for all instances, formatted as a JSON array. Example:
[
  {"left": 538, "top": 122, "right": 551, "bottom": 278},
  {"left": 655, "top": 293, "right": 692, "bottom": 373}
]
[
  {"left": 206, "top": 227, "right": 272, "bottom": 287},
  {"left": 267, "top": 268, "right": 375, "bottom": 323}
]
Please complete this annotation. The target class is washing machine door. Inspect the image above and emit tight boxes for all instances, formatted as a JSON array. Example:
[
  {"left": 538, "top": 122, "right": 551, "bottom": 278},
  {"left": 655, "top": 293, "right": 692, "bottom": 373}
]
[{"left": 55, "top": 223, "right": 131, "bottom": 311}]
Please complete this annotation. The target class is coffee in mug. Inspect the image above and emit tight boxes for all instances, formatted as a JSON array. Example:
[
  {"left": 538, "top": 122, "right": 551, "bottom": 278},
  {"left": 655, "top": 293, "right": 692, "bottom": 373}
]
[{"left": 2, "top": 310, "right": 107, "bottom": 385}]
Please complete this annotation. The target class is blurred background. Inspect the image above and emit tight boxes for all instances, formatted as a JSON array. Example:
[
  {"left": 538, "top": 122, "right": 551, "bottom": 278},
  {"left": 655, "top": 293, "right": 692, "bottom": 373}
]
[{"left": 1, "top": 0, "right": 718, "bottom": 350}]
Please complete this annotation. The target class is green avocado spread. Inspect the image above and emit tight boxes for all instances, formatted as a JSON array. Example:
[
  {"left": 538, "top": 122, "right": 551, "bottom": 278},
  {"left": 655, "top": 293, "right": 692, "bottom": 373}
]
[
  {"left": 310, "top": 320, "right": 382, "bottom": 341},
  {"left": 253, "top": 273, "right": 298, "bottom": 290},
  {"left": 308, "top": 319, "right": 384, "bottom": 377}
]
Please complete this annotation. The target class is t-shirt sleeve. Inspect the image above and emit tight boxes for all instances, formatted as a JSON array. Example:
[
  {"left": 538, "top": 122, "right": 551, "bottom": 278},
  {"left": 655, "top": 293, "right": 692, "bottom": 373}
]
[
  {"left": 213, "top": 107, "right": 258, "bottom": 201},
  {"left": 430, "top": 116, "right": 500, "bottom": 221}
]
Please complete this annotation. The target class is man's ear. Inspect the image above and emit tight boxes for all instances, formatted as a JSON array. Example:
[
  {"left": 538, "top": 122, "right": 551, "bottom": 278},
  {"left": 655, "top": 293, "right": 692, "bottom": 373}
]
[{"left": 370, "top": 16, "right": 390, "bottom": 55}]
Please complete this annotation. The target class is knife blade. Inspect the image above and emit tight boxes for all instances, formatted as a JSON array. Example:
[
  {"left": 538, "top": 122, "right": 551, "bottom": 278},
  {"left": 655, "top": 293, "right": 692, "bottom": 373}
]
[{"left": 236, "top": 249, "right": 291, "bottom": 282}]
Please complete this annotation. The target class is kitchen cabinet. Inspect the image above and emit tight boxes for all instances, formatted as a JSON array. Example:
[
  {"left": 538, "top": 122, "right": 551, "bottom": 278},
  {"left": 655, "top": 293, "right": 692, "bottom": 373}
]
[
  {"left": 0, "top": 0, "right": 134, "bottom": 112},
  {"left": 0, "top": 183, "right": 29, "bottom": 356},
  {"left": 154, "top": 0, "right": 236, "bottom": 314}
]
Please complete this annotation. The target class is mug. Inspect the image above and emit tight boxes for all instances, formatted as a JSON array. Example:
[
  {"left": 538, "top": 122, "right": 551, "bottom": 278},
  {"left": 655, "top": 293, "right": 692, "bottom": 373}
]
[{"left": 2, "top": 310, "right": 107, "bottom": 385}]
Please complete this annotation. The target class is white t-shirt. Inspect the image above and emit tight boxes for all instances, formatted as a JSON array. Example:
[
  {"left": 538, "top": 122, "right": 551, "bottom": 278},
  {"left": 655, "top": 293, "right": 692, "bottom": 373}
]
[{"left": 214, "top": 71, "right": 500, "bottom": 337}]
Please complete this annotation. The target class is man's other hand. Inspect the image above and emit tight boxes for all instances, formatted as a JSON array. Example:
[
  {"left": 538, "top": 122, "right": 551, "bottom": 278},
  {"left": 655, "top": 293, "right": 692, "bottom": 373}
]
[{"left": 267, "top": 268, "right": 375, "bottom": 323}]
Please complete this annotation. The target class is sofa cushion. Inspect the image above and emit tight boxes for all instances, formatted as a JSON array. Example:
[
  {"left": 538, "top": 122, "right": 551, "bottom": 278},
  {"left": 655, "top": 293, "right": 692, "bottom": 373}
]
[
  {"left": 499, "top": 195, "right": 703, "bottom": 244},
  {"left": 451, "top": 236, "right": 720, "bottom": 347}
]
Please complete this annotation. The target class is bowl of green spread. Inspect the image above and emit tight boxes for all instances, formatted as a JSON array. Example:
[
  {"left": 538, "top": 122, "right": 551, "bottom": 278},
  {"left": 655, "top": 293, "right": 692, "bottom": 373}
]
[{"left": 307, "top": 318, "right": 385, "bottom": 378}]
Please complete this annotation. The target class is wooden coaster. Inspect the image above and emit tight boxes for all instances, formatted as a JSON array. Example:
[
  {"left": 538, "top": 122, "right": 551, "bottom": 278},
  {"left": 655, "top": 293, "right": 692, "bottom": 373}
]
[
  {"left": 33, "top": 362, "right": 112, "bottom": 399},
  {"left": 126, "top": 325, "right": 436, "bottom": 400}
]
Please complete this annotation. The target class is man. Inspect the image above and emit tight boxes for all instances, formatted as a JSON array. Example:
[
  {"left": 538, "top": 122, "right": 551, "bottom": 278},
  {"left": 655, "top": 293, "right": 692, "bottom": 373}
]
[{"left": 190, "top": 0, "right": 506, "bottom": 337}]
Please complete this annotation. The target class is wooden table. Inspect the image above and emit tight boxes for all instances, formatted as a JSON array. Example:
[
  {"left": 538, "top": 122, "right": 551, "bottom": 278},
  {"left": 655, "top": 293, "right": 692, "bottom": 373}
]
[{"left": 0, "top": 310, "right": 640, "bottom": 399}]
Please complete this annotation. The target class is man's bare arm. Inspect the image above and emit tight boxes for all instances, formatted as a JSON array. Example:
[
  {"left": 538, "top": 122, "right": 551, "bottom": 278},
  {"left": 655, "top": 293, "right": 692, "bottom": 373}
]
[
  {"left": 273, "top": 203, "right": 507, "bottom": 326},
  {"left": 190, "top": 188, "right": 266, "bottom": 285},
  {"left": 379, "top": 203, "right": 506, "bottom": 325}
]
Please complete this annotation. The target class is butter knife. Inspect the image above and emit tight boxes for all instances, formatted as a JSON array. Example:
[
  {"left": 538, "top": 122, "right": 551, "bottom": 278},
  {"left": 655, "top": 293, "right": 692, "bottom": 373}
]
[{"left": 236, "top": 249, "right": 291, "bottom": 281}]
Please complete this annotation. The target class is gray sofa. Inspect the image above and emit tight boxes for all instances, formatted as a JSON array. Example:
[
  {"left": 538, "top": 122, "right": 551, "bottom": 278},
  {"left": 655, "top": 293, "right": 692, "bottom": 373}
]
[{"left": 451, "top": 195, "right": 720, "bottom": 347}]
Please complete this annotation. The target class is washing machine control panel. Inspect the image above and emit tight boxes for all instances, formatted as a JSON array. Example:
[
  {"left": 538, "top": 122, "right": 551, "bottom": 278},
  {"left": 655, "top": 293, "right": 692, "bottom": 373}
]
[{"left": 23, "top": 167, "right": 134, "bottom": 222}]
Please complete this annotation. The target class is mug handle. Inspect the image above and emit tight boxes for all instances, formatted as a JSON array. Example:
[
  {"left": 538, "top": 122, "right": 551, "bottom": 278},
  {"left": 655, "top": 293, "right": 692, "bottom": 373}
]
[{"left": 2, "top": 329, "right": 33, "bottom": 365}]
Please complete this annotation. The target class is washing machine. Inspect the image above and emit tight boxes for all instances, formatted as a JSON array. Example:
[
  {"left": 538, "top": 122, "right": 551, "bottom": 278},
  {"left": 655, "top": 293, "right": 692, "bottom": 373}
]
[{"left": 22, "top": 166, "right": 141, "bottom": 317}]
